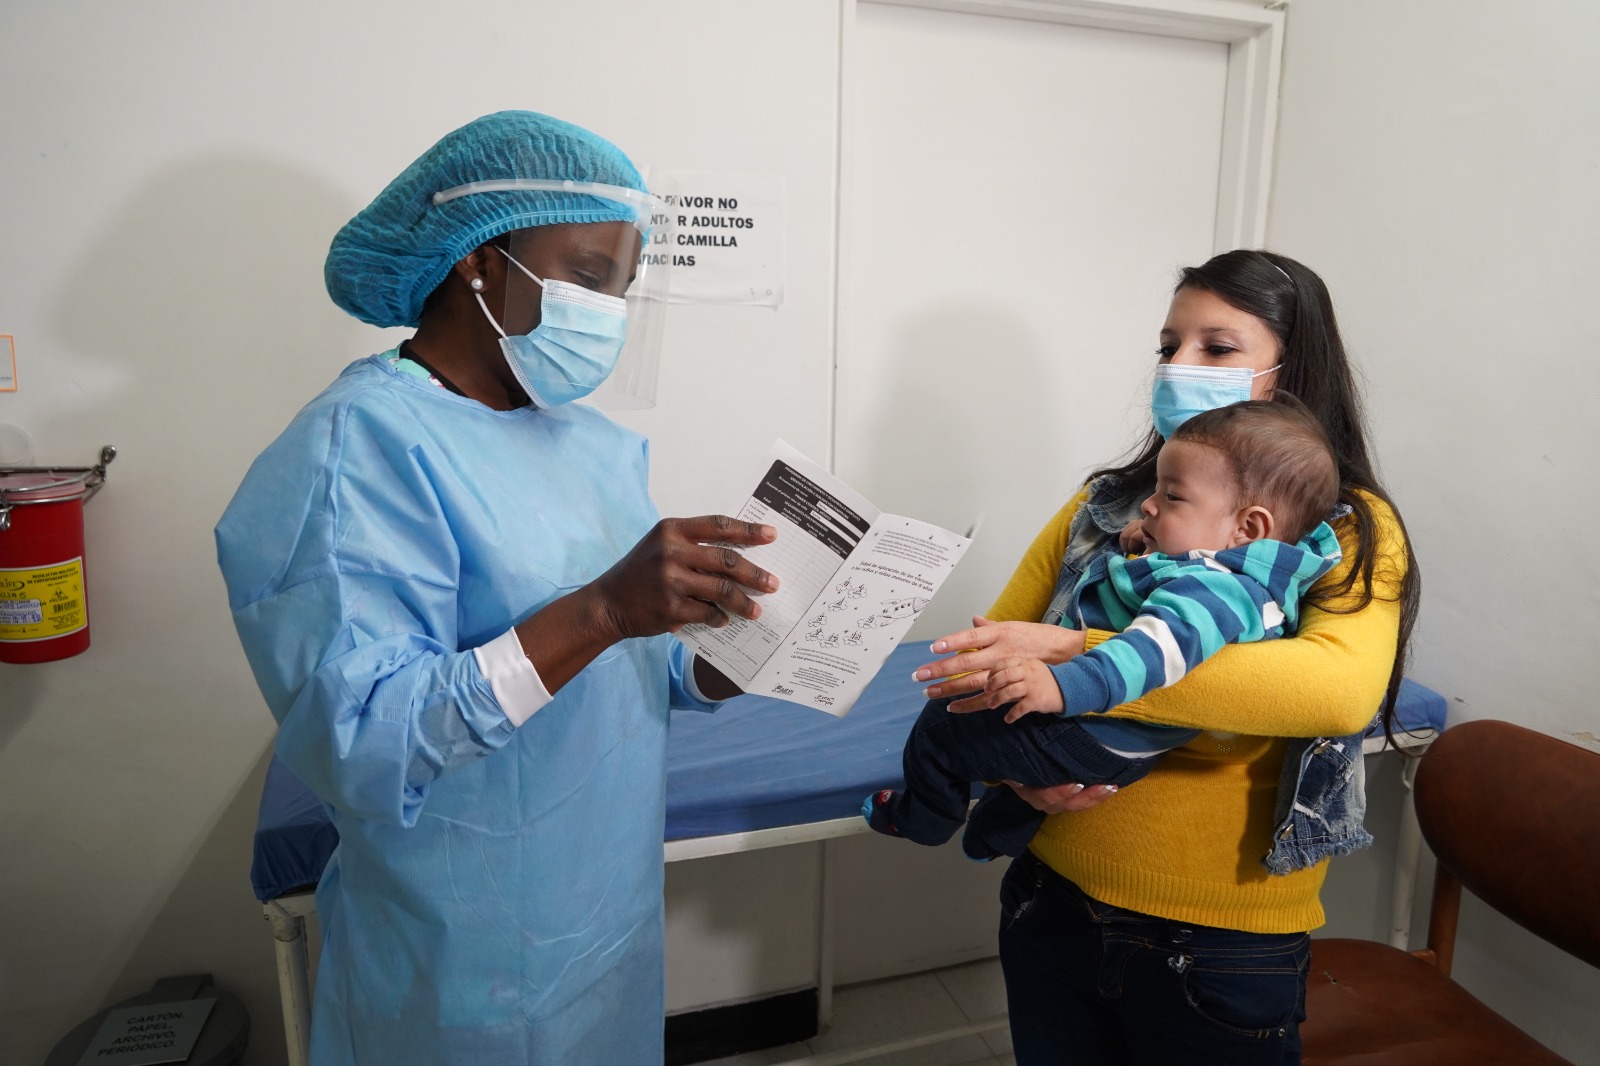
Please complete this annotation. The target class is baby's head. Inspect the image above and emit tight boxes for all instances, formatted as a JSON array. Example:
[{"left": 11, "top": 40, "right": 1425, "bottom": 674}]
[{"left": 1140, "top": 398, "right": 1339, "bottom": 556}]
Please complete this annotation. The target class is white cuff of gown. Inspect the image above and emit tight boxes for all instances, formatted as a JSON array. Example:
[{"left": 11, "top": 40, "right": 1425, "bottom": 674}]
[{"left": 474, "top": 628, "right": 553, "bottom": 727}]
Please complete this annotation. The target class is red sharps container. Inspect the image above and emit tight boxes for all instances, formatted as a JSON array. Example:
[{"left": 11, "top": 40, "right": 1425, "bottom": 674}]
[{"left": 0, "top": 448, "right": 114, "bottom": 664}]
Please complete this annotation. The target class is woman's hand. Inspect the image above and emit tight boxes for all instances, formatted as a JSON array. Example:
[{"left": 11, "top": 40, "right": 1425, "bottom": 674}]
[
  {"left": 1005, "top": 780, "right": 1120, "bottom": 813},
  {"left": 589, "top": 515, "right": 778, "bottom": 640},
  {"left": 911, "top": 616, "right": 1085, "bottom": 701}
]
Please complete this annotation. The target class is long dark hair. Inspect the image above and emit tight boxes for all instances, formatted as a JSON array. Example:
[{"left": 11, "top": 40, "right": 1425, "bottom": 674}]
[{"left": 1089, "top": 249, "right": 1421, "bottom": 740}]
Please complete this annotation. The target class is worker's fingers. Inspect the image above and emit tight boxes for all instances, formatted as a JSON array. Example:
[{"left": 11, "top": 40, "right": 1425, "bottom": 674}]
[
  {"left": 671, "top": 514, "right": 778, "bottom": 548},
  {"left": 673, "top": 539, "right": 778, "bottom": 596},
  {"left": 671, "top": 570, "right": 764, "bottom": 625}
]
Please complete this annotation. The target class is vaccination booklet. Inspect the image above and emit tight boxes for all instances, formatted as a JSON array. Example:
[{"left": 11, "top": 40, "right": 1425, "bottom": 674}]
[{"left": 678, "top": 439, "right": 972, "bottom": 716}]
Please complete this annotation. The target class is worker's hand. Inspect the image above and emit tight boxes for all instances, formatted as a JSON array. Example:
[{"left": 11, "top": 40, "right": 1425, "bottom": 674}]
[
  {"left": 950, "top": 657, "right": 1065, "bottom": 720},
  {"left": 912, "top": 617, "right": 1084, "bottom": 701},
  {"left": 590, "top": 516, "right": 778, "bottom": 640},
  {"left": 1118, "top": 518, "right": 1148, "bottom": 555},
  {"left": 1004, "top": 780, "right": 1119, "bottom": 813}
]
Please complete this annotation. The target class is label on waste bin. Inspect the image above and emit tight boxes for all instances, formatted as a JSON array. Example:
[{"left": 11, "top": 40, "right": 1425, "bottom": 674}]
[
  {"left": 76, "top": 998, "right": 216, "bottom": 1065},
  {"left": 0, "top": 559, "right": 87, "bottom": 642}
]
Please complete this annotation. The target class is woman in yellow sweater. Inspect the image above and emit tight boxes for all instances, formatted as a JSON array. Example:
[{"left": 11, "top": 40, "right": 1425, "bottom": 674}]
[{"left": 914, "top": 250, "right": 1417, "bottom": 1064}]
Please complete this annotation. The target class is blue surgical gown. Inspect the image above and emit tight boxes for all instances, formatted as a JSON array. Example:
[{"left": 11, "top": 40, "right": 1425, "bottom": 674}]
[{"left": 217, "top": 354, "right": 714, "bottom": 1064}]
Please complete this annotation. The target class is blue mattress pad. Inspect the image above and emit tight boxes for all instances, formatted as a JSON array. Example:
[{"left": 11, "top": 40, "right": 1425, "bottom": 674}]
[{"left": 252, "top": 642, "right": 1447, "bottom": 902}]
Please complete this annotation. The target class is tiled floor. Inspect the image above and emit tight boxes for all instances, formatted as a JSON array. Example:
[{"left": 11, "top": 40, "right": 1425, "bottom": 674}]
[{"left": 699, "top": 958, "right": 1014, "bottom": 1066}]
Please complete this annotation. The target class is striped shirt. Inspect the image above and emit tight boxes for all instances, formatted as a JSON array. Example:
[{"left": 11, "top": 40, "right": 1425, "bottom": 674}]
[{"left": 1054, "top": 522, "right": 1342, "bottom": 753}]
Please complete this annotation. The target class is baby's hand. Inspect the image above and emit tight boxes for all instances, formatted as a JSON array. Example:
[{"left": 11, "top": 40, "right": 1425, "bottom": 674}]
[
  {"left": 1118, "top": 519, "right": 1147, "bottom": 555},
  {"left": 985, "top": 657, "right": 1066, "bottom": 724}
]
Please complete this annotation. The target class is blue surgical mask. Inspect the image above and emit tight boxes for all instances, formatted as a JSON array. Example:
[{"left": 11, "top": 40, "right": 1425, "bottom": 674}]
[
  {"left": 474, "top": 249, "right": 628, "bottom": 408},
  {"left": 1150, "top": 363, "right": 1279, "bottom": 438}
]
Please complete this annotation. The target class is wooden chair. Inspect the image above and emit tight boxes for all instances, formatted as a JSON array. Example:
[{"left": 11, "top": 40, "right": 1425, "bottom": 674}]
[{"left": 1301, "top": 719, "right": 1600, "bottom": 1064}]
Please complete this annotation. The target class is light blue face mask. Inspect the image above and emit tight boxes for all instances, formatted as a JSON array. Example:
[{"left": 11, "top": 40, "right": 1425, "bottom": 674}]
[
  {"left": 1150, "top": 362, "right": 1279, "bottom": 439},
  {"left": 475, "top": 248, "right": 629, "bottom": 407}
]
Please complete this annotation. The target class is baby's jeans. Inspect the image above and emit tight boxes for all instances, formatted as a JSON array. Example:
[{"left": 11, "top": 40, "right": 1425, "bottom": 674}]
[{"left": 890, "top": 697, "right": 1162, "bottom": 855}]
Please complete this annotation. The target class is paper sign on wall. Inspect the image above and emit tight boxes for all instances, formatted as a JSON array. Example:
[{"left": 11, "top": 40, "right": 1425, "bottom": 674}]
[{"left": 645, "top": 172, "right": 785, "bottom": 306}]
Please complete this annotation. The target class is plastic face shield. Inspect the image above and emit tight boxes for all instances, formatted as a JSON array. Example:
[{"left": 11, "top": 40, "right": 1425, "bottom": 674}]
[{"left": 433, "top": 179, "right": 673, "bottom": 408}]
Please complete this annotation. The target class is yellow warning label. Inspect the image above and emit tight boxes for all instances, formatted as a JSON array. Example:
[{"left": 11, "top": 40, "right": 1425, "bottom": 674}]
[{"left": 0, "top": 557, "right": 87, "bottom": 642}]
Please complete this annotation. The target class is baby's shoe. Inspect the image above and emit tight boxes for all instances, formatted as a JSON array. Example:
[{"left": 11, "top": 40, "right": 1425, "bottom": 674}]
[{"left": 862, "top": 789, "right": 904, "bottom": 837}]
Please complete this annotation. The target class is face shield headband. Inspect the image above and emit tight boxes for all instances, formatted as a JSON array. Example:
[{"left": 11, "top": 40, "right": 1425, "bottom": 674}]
[{"left": 432, "top": 178, "right": 661, "bottom": 234}]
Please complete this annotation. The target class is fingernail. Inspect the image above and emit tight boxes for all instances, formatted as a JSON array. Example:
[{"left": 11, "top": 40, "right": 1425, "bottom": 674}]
[
  {"left": 761, "top": 525, "right": 776, "bottom": 538},
  {"left": 913, "top": 669, "right": 930, "bottom": 681},
  {"left": 767, "top": 575, "right": 779, "bottom": 591},
  {"left": 923, "top": 687, "right": 937, "bottom": 698},
  {"left": 1068, "top": 783, "right": 1085, "bottom": 793},
  {"left": 931, "top": 641, "right": 947, "bottom": 652},
  {"left": 1104, "top": 785, "right": 1118, "bottom": 793}
]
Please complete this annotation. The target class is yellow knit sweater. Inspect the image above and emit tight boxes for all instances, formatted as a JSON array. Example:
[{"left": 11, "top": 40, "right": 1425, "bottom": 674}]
[{"left": 987, "top": 487, "right": 1407, "bottom": 933}]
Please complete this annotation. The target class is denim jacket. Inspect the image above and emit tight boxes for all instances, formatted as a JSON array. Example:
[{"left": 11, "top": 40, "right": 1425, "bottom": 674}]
[{"left": 1044, "top": 475, "right": 1373, "bottom": 875}]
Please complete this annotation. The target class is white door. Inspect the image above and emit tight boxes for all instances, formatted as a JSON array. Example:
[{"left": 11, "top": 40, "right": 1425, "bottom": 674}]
[{"left": 836, "top": 1, "right": 1232, "bottom": 640}]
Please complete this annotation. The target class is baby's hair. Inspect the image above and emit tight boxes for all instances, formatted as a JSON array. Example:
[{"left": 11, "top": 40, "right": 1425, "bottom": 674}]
[{"left": 1171, "top": 395, "right": 1340, "bottom": 543}]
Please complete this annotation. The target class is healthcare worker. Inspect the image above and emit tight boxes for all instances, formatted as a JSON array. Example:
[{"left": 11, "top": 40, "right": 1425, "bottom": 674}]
[{"left": 216, "top": 110, "right": 777, "bottom": 1064}]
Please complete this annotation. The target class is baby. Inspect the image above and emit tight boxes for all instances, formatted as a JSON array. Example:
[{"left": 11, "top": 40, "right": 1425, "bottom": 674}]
[{"left": 865, "top": 398, "right": 1344, "bottom": 861}]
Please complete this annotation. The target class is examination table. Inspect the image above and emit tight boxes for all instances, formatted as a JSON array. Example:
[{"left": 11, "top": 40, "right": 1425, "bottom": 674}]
[{"left": 252, "top": 643, "right": 1446, "bottom": 1066}]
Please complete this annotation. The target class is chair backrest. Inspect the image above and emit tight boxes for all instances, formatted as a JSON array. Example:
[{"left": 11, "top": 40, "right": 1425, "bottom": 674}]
[{"left": 1415, "top": 719, "right": 1600, "bottom": 969}]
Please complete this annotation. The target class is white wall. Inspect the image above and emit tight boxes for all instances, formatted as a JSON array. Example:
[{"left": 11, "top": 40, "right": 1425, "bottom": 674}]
[
  {"left": 0, "top": 3, "right": 842, "bottom": 1063},
  {"left": 1268, "top": 1, "right": 1600, "bottom": 1060},
  {"left": 836, "top": 4, "right": 1229, "bottom": 641}
]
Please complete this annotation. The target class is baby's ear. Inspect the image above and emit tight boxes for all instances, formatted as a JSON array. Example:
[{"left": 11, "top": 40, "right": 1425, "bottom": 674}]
[{"left": 1235, "top": 506, "right": 1275, "bottom": 546}]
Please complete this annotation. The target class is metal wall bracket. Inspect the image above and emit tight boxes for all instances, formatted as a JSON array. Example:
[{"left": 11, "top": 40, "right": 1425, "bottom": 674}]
[{"left": 0, "top": 445, "right": 117, "bottom": 532}]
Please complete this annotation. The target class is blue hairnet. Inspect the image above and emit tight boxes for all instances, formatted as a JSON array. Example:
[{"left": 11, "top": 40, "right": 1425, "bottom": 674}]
[{"left": 326, "top": 110, "right": 647, "bottom": 328}]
